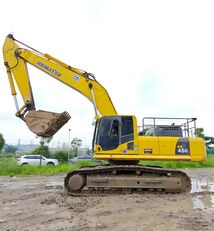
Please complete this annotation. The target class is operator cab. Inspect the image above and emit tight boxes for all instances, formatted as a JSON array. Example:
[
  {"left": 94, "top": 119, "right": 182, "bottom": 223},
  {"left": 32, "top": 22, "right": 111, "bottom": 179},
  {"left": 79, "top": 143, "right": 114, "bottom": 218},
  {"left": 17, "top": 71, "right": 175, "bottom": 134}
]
[{"left": 94, "top": 116, "right": 134, "bottom": 151}]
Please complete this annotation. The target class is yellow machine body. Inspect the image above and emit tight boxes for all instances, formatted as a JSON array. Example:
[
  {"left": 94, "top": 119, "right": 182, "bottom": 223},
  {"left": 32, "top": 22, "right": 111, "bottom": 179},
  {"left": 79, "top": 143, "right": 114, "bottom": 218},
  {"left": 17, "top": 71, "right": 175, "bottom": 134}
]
[
  {"left": 94, "top": 134, "right": 206, "bottom": 162},
  {"left": 93, "top": 115, "right": 206, "bottom": 162}
]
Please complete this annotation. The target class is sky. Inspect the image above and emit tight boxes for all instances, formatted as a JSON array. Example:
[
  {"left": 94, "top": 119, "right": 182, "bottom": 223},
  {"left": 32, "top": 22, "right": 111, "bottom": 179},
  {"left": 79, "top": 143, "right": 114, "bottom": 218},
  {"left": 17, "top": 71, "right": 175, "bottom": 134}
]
[{"left": 0, "top": 0, "right": 213, "bottom": 148}]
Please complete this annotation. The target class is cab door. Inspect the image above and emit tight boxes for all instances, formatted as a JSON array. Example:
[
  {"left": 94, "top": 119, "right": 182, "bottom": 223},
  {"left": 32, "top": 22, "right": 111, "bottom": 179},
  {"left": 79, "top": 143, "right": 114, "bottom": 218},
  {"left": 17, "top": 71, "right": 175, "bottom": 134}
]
[{"left": 96, "top": 116, "right": 120, "bottom": 151}]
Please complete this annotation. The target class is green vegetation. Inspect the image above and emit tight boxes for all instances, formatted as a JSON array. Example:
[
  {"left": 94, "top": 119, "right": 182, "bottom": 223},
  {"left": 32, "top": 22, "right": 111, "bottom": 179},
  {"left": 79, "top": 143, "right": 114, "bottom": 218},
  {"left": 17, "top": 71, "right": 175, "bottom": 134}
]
[
  {"left": 51, "top": 151, "right": 69, "bottom": 162},
  {"left": 0, "top": 156, "right": 96, "bottom": 176},
  {"left": 195, "top": 127, "right": 214, "bottom": 148},
  {"left": 0, "top": 133, "right": 5, "bottom": 153},
  {"left": 31, "top": 137, "right": 52, "bottom": 157},
  {"left": 0, "top": 154, "right": 213, "bottom": 176},
  {"left": 140, "top": 155, "right": 214, "bottom": 169},
  {"left": 71, "top": 137, "right": 82, "bottom": 157},
  {"left": 0, "top": 135, "right": 89, "bottom": 176},
  {"left": 4, "top": 145, "right": 17, "bottom": 154},
  {"left": 30, "top": 137, "right": 83, "bottom": 160}
]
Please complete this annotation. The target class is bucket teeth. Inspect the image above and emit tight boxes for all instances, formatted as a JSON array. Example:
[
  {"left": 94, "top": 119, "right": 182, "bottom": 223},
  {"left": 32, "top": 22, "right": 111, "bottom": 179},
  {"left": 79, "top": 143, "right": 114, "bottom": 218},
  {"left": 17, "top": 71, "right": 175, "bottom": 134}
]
[{"left": 25, "top": 110, "right": 71, "bottom": 137}]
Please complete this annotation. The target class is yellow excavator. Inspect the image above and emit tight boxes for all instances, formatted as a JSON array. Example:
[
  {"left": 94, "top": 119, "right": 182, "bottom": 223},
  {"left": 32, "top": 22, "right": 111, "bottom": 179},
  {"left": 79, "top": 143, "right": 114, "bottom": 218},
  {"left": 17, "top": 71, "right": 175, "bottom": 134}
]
[{"left": 3, "top": 34, "right": 206, "bottom": 193}]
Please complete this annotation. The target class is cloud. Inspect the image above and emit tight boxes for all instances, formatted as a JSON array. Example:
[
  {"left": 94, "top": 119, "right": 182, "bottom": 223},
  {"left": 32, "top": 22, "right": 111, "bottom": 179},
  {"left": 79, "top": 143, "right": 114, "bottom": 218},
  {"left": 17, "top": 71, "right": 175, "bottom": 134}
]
[{"left": 0, "top": 0, "right": 213, "bottom": 147}]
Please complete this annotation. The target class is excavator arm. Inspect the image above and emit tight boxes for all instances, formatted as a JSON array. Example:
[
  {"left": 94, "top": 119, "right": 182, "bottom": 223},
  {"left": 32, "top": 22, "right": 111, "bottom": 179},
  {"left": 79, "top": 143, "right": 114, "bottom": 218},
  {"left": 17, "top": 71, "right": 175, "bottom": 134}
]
[{"left": 3, "top": 34, "right": 117, "bottom": 137}]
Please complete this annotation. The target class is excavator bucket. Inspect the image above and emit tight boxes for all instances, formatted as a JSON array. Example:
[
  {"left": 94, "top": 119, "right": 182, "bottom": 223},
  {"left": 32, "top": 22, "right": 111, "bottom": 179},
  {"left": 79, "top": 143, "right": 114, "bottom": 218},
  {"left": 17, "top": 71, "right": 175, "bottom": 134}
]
[{"left": 25, "top": 110, "right": 71, "bottom": 137}]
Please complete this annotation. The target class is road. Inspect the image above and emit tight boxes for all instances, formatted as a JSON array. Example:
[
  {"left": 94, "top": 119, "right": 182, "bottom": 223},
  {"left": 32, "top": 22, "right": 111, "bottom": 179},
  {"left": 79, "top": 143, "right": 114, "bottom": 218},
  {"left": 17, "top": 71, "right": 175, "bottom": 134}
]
[{"left": 0, "top": 169, "right": 214, "bottom": 231}]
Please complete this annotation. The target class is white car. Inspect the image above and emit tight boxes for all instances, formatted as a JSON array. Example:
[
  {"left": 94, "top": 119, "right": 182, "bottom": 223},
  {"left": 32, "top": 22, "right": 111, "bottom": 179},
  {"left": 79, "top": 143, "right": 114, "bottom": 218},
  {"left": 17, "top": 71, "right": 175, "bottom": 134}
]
[{"left": 17, "top": 155, "right": 58, "bottom": 166}]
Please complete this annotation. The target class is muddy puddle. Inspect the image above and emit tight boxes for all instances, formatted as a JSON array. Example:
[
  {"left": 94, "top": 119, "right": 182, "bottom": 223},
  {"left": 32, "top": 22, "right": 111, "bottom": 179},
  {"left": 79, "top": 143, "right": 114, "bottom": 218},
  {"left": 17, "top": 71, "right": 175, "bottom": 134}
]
[
  {"left": 191, "top": 177, "right": 214, "bottom": 193},
  {"left": 191, "top": 195, "right": 214, "bottom": 212},
  {"left": 191, "top": 177, "right": 214, "bottom": 213}
]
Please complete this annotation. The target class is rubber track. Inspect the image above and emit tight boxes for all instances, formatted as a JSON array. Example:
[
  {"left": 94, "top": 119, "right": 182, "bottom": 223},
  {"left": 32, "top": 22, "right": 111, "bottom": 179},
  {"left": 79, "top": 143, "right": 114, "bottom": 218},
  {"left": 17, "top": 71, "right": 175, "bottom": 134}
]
[{"left": 64, "top": 164, "right": 191, "bottom": 194}]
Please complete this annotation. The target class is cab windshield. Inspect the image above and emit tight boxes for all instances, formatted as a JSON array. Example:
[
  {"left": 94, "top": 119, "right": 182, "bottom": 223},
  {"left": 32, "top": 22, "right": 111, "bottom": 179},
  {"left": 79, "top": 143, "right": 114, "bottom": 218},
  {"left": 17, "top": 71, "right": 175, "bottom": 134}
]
[{"left": 95, "top": 116, "right": 134, "bottom": 151}]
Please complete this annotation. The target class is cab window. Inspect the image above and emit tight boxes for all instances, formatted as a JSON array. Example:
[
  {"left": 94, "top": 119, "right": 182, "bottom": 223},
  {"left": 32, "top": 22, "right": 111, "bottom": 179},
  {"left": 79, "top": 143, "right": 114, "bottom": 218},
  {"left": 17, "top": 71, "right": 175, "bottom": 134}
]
[{"left": 121, "top": 116, "right": 134, "bottom": 143}]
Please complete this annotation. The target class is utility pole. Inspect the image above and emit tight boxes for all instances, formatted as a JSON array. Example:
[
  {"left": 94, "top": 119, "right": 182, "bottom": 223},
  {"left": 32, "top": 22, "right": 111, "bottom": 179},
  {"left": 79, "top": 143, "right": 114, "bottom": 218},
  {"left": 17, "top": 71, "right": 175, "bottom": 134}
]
[{"left": 68, "top": 128, "right": 71, "bottom": 162}]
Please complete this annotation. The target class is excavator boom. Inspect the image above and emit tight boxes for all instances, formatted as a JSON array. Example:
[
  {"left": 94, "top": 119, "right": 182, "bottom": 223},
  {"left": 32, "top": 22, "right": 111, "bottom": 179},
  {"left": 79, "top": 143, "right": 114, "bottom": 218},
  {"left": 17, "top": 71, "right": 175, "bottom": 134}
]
[{"left": 3, "top": 34, "right": 117, "bottom": 137}]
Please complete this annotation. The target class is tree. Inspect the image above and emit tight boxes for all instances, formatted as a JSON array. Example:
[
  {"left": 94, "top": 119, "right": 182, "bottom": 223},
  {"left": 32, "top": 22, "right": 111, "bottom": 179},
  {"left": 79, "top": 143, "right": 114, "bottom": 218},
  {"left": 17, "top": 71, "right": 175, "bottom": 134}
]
[
  {"left": 31, "top": 137, "right": 52, "bottom": 157},
  {"left": 204, "top": 136, "right": 214, "bottom": 146},
  {"left": 51, "top": 151, "right": 69, "bottom": 162},
  {"left": 0, "top": 133, "right": 5, "bottom": 153},
  {"left": 4, "top": 145, "right": 17, "bottom": 154},
  {"left": 71, "top": 137, "right": 82, "bottom": 157},
  {"left": 195, "top": 128, "right": 214, "bottom": 153},
  {"left": 195, "top": 128, "right": 205, "bottom": 139},
  {"left": 205, "top": 136, "right": 214, "bottom": 154},
  {"left": 86, "top": 149, "right": 92, "bottom": 156}
]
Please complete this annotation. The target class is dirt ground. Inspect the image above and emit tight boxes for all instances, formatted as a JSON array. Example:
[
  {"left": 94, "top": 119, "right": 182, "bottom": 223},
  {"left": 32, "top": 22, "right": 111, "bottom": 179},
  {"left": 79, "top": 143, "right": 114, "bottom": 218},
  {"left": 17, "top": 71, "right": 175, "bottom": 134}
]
[{"left": 0, "top": 169, "right": 214, "bottom": 231}]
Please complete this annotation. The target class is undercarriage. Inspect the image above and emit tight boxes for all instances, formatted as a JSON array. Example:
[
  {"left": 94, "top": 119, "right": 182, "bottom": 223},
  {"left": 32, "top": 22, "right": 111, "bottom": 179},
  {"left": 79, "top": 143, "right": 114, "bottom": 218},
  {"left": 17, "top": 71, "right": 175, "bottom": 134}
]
[{"left": 64, "top": 164, "right": 191, "bottom": 194}]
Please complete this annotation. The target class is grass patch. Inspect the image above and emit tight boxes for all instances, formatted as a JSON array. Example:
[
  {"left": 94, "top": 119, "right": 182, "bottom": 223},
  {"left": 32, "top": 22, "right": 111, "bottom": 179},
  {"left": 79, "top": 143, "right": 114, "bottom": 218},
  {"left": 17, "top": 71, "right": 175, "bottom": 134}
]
[
  {"left": 140, "top": 155, "right": 214, "bottom": 169},
  {"left": 0, "top": 154, "right": 214, "bottom": 176},
  {"left": 0, "top": 158, "right": 97, "bottom": 176}
]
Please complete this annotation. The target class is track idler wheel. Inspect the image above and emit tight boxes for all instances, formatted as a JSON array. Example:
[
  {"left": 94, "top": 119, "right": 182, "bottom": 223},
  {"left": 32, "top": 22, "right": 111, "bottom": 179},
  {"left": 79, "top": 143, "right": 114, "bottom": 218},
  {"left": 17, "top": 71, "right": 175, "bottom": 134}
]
[{"left": 67, "top": 174, "right": 86, "bottom": 192}]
